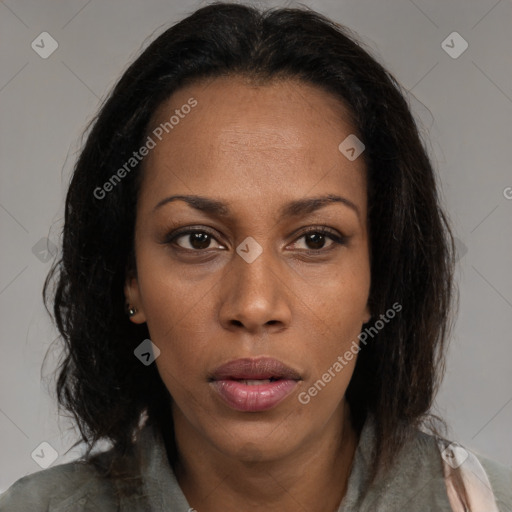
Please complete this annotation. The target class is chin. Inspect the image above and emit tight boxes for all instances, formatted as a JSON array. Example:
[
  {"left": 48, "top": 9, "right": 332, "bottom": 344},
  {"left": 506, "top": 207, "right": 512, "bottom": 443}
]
[
  {"left": 204, "top": 418, "right": 302, "bottom": 463},
  {"left": 222, "top": 438, "right": 295, "bottom": 464}
]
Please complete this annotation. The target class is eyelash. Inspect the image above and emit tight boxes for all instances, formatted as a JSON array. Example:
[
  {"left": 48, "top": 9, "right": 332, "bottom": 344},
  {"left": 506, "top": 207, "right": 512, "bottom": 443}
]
[{"left": 163, "top": 226, "right": 347, "bottom": 254}]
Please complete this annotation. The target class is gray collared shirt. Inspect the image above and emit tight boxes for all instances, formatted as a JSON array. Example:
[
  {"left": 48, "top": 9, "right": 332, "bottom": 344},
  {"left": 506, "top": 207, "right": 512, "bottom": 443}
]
[{"left": 1, "top": 417, "right": 510, "bottom": 511}]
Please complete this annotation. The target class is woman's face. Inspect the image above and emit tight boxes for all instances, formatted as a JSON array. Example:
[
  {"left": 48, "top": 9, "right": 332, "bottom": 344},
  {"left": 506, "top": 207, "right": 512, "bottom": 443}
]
[{"left": 125, "top": 76, "right": 371, "bottom": 461}]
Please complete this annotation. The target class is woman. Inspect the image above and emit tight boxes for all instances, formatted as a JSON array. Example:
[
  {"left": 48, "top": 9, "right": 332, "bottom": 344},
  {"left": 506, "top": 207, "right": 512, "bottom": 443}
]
[{"left": 1, "top": 3, "right": 510, "bottom": 511}]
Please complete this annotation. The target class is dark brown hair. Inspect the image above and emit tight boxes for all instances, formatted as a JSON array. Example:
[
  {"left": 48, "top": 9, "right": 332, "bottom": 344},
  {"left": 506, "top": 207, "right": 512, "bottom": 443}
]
[{"left": 43, "top": 1, "right": 457, "bottom": 489}]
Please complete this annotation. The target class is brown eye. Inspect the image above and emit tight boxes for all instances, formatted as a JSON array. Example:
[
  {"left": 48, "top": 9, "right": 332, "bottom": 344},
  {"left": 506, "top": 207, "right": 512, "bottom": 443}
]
[
  {"left": 167, "top": 229, "right": 226, "bottom": 251},
  {"left": 304, "top": 232, "right": 328, "bottom": 250},
  {"left": 184, "top": 232, "right": 212, "bottom": 250},
  {"left": 290, "top": 227, "right": 346, "bottom": 252}
]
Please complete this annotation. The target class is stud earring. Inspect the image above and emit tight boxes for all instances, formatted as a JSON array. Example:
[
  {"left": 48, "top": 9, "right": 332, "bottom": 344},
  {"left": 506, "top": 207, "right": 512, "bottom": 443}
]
[{"left": 127, "top": 304, "right": 137, "bottom": 317}]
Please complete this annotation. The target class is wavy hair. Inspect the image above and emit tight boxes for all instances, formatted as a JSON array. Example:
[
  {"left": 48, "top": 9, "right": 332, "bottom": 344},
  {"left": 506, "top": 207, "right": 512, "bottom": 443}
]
[{"left": 43, "top": 1, "right": 457, "bottom": 487}]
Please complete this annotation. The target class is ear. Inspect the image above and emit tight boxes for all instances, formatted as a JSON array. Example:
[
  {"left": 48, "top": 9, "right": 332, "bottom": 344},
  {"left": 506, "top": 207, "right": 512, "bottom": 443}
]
[{"left": 124, "top": 271, "right": 147, "bottom": 324}]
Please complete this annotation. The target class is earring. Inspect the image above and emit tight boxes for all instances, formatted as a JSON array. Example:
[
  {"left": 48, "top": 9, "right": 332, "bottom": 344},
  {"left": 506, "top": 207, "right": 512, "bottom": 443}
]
[{"left": 127, "top": 304, "right": 137, "bottom": 317}]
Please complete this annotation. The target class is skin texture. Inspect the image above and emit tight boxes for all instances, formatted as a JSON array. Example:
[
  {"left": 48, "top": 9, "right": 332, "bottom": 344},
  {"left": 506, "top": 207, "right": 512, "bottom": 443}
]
[{"left": 125, "top": 76, "right": 372, "bottom": 512}]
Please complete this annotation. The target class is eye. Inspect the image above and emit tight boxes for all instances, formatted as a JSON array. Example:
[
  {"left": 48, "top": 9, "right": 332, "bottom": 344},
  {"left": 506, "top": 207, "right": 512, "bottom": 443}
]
[
  {"left": 167, "top": 228, "right": 226, "bottom": 251},
  {"left": 164, "top": 226, "right": 347, "bottom": 253},
  {"left": 289, "top": 227, "right": 347, "bottom": 252}
]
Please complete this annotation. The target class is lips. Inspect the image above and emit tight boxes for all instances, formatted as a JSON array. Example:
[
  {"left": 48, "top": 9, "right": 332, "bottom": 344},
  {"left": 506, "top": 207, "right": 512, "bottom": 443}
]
[
  {"left": 210, "top": 357, "right": 302, "bottom": 381},
  {"left": 209, "top": 357, "right": 301, "bottom": 412}
]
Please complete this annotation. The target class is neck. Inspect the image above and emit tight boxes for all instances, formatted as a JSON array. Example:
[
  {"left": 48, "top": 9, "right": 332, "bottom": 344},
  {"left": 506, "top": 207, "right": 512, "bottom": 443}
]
[{"left": 172, "top": 402, "right": 359, "bottom": 512}]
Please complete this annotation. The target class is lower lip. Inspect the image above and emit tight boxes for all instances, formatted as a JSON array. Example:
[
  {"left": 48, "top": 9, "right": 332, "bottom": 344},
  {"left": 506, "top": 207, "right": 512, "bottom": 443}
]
[{"left": 210, "top": 379, "right": 298, "bottom": 412}]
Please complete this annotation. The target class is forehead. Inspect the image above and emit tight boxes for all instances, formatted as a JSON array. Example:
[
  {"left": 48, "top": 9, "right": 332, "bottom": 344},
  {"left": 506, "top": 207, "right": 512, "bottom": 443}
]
[{"left": 138, "top": 76, "right": 367, "bottom": 217}]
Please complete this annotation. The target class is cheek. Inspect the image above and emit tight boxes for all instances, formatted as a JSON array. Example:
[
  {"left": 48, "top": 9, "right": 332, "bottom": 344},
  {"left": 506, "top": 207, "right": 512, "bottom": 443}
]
[
  {"left": 297, "top": 298, "right": 363, "bottom": 410},
  {"left": 294, "top": 270, "right": 369, "bottom": 385},
  {"left": 134, "top": 250, "right": 215, "bottom": 381},
  {"left": 296, "top": 265, "right": 370, "bottom": 335},
  {"left": 136, "top": 242, "right": 212, "bottom": 330}
]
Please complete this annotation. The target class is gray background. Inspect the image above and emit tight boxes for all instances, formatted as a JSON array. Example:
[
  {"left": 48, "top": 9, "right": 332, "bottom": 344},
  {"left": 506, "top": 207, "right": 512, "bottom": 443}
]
[{"left": 1, "top": 0, "right": 511, "bottom": 492}]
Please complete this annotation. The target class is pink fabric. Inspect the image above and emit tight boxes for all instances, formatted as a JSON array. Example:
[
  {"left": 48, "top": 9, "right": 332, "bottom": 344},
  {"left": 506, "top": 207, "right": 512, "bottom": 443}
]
[{"left": 438, "top": 440, "right": 500, "bottom": 512}]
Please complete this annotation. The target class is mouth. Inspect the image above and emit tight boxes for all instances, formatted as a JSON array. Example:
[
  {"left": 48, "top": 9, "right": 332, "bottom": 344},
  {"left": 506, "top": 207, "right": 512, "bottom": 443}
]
[
  {"left": 232, "top": 377, "right": 280, "bottom": 385},
  {"left": 209, "top": 357, "right": 301, "bottom": 412}
]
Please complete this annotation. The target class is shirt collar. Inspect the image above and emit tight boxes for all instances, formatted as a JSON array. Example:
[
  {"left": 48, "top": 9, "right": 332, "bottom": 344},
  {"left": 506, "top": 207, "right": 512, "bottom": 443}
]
[
  {"left": 131, "top": 413, "right": 451, "bottom": 511},
  {"left": 123, "top": 420, "right": 191, "bottom": 510},
  {"left": 131, "top": 414, "right": 378, "bottom": 511}
]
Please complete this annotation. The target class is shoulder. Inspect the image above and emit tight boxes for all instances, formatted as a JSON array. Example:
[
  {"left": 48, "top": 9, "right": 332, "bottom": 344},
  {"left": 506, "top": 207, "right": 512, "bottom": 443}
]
[
  {"left": 353, "top": 420, "right": 453, "bottom": 509},
  {"left": 475, "top": 453, "right": 512, "bottom": 511},
  {"left": 360, "top": 422, "right": 511, "bottom": 511},
  {"left": 413, "top": 429, "right": 512, "bottom": 512},
  {"left": 0, "top": 452, "right": 117, "bottom": 512}
]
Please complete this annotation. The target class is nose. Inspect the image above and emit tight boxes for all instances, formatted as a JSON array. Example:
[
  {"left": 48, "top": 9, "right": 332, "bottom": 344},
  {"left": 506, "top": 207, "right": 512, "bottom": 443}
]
[{"left": 218, "top": 245, "right": 292, "bottom": 335}]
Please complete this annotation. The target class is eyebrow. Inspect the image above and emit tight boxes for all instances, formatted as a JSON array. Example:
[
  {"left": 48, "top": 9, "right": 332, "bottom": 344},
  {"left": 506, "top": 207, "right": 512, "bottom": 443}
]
[{"left": 153, "top": 193, "right": 360, "bottom": 220}]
